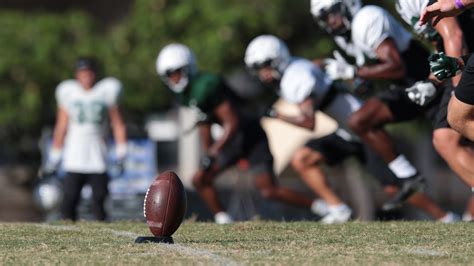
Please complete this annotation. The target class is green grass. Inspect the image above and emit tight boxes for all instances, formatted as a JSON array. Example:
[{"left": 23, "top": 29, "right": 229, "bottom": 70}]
[{"left": 1, "top": 221, "right": 473, "bottom": 265}]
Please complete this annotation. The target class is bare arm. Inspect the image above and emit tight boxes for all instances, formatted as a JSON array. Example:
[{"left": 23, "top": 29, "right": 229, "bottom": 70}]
[
  {"left": 433, "top": 16, "right": 466, "bottom": 85},
  {"left": 207, "top": 100, "right": 239, "bottom": 157},
  {"left": 276, "top": 98, "right": 316, "bottom": 130},
  {"left": 356, "top": 39, "right": 406, "bottom": 80},
  {"left": 51, "top": 107, "right": 69, "bottom": 150},
  {"left": 198, "top": 123, "right": 213, "bottom": 152},
  {"left": 108, "top": 106, "right": 127, "bottom": 145}
]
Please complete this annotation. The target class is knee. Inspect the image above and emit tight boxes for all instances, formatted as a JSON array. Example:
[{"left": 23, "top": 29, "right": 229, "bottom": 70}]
[
  {"left": 432, "top": 129, "right": 458, "bottom": 155},
  {"left": 348, "top": 112, "right": 367, "bottom": 135},
  {"left": 291, "top": 148, "right": 321, "bottom": 173},
  {"left": 192, "top": 172, "right": 210, "bottom": 189}
]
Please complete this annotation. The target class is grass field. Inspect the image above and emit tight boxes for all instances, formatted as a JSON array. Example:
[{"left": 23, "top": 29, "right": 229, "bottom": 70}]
[{"left": 1, "top": 221, "right": 473, "bottom": 265}]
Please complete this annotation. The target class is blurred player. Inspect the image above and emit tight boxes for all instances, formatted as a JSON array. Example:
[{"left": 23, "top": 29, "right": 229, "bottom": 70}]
[
  {"left": 396, "top": 0, "right": 474, "bottom": 221},
  {"left": 311, "top": 0, "right": 434, "bottom": 210},
  {"left": 45, "top": 57, "right": 127, "bottom": 221},
  {"left": 156, "top": 43, "right": 326, "bottom": 224},
  {"left": 244, "top": 35, "right": 458, "bottom": 223}
]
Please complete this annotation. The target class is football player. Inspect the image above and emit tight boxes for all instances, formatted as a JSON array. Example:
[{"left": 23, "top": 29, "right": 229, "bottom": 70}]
[
  {"left": 311, "top": 0, "right": 436, "bottom": 211},
  {"left": 244, "top": 35, "right": 458, "bottom": 223},
  {"left": 156, "top": 43, "right": 327, "bottom": 224},
  {"left": 45, "top": 57, "right": 127, "bottom": 221},
  {"left": 396, "top": 0, "right": 474, "bottom": 221}
]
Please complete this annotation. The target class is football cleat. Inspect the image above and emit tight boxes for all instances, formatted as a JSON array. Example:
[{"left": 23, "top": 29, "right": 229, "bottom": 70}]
[
  {"left": 438, "top": 212, "right": 460, "bottom": 223},
  {"left": 382, "top": 175, "right": 426, "bottom": 211},
  {"left": 321, "top": 204, "right": 352, "bottom": 224},
  {"left": 214, "top": 212, "right": 234, "bottom": 224}
]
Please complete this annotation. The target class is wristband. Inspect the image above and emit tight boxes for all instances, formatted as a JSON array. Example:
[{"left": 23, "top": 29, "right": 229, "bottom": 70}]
[{"left": 455, "top": 0, "right": 466, "bottom": 9}]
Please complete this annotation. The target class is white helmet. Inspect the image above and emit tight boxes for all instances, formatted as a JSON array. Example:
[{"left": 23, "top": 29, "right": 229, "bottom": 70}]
[
  {"left": 310, "top": 0, "right": 361, "bottom": 35},
  {"left": 156, "top": 43, "right": 198, "bottom": 93},
  {"left": 244, "top": 35, "right": 291, "bottom": 81},
  {"left": 33, "top": 176, "right": 63, "bottom": 212}
]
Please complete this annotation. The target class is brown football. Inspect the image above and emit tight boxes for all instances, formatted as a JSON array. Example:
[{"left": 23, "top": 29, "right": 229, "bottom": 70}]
[{"left": 143, "top": 171, "right": 187, "bottom": 237}]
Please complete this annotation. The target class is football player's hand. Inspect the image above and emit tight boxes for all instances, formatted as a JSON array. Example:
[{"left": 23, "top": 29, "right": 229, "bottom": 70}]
[
  {"left": 428, "top": 52, "right": 462, "bottom": 81},
  {"left": 420, "top": 0, "right": 468, "bottom": 26},
  {"left": 200, "top": 155, "right": 215, "bottom": 172},
  {"left": 324, "top": 51, "right": 356, "bottom": 80},
  {"left": 405, "top": 81, "right": 438, "bottom": 106}
]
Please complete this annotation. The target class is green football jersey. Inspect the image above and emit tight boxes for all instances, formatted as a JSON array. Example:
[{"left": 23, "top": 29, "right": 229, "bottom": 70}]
[{"left": 176, "top": 72, "right": 229, "bottom": 115}]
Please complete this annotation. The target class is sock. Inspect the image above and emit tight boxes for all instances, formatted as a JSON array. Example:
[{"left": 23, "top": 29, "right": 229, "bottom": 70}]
[
  {"left": 328, "top": 203, "right": 350, "bottom": 213},
  {"left": 388, "top": 155, "right": 417, "bottom": 179}
]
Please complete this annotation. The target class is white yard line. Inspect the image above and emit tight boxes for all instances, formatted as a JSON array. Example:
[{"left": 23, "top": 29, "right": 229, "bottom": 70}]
[
  {"left": 34, "top": 224, "right": 240, "bottom": 266},
  {"left": 407, "top": 248, "right": 446, "bottom": 257}
]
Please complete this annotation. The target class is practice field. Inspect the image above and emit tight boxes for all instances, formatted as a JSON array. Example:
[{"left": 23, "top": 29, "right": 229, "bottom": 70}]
[{"left": 1, "top": 221, "right": 473, "bottom": 265}]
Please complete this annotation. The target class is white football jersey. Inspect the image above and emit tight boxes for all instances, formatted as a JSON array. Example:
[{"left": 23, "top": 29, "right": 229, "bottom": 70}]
[
  {"left": 55, "top": 77, "right": 122, "bottom": 173},
  {"left": 279, "top": 58, "right": 361, "bottom": 136},
  {"left": 396, "top": 0, "right": 432, "bottom": 36},
  {"left": 351, "top": 5, "right": 412, "bottom": 59}
]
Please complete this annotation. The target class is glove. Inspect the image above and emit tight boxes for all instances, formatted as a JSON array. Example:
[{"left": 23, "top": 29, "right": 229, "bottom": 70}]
[
  {"left": 405, "top": 81, "right": 438, "bottom": 106},
  {"left": 42, "top": 148, "right": 62, "bottom": 178},
  {"left": 200, "top": 155, "right": 215, "bottom": 172},
  {"left": 111, "top": 143, "right": 127, "bottom": 177},
  {"left": 428, "top": 52, "right": 461, "bottom": 81},
  {"left": 324, "top": 50, "right": 356, "bottom": 81}
]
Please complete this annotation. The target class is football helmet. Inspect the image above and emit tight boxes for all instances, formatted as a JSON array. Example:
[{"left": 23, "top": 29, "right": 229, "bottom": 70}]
[
  {"left": 156, "top": 43, "right": 198, "bottom": 93},
  {"left": 33, "top": 174, "right": 63, "bottom": 212},
  {"left": 310, "top": 0, "right": 362, "bottom": 35},
  {"left": 244, "top": 35, "right": 291, "bottom": 81}
]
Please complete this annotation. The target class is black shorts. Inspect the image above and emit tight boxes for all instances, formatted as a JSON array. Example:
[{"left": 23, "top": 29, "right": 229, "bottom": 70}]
[
  {"left": 215, "top": 118, "right": 273, "bottom": 175},
  {"left": 376, "top": 84, "right": 445, "bottom": 124},
  {"left": 432, "top": 84, "right": 454, "bottom": 129},
  {"left": 454, "top": 55, "right": 474, "bottom": 105},
  {"left": 305, "top": 132, "right": 400, "bottom": 187}
]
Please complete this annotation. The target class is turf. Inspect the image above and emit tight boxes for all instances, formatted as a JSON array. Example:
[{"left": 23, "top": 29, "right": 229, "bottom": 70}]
[{"left": 1, "top": 221, "right": 473, "bottom": 265}]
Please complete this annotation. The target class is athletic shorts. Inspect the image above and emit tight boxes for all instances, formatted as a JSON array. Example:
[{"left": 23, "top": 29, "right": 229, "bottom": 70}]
[
  {"left": 454, "top": 55, "right": 474, "bottom": 105},
  {"left": 305, "top": 132, "right": 400, "bottom": 187},
  {"left": 376, "top": 84, "right": 445, "bottom": 126},
  {"left": 215, "top": 118, "right": 274, "bottom": 175},
  {"left": 432, "top": 83, "right": 454, "bottom": 129}
]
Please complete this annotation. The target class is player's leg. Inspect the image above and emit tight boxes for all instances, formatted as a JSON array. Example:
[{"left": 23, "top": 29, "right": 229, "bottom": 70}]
[
  {"left": 384, "top": 185, "right": 456, "bottom": 222},
  {"left": 447, "top": 96, "right": 474, "bottom": 141},
  {"left": 291, "top": 147, "right": 343, "bottom": 207},
  {"left": 463, "top": 195, "right": 474, "bottom": 221},
  {"left": 349, "top": 93, "right": 427, "bottom": 210},
  {"left": 433, "top": 128, "right": 474, "bottom": 187},
  {"left": 290, "top": 134, "right": 360, "bottom": 223},
  {"left": 191, "top": 166, "right": 225, "bottom": 216},
  {"left": 88, "top": 173, "right": 109, "bottom": 221},
  {"left": 191, "top": 132, "right": 244, "bottom": 223},
  {"left": 60, "top": 172, "right": 87, "bottom": 221}
]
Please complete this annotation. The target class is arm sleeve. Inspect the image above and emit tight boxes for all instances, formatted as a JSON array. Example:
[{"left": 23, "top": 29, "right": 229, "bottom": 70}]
[
  {"left": 55, "top": 80, "right": 75, "bottom": 108},
  {"left": 102, "top": 77, "right": 123, "bottom": 107},
  {"left": 352, "top": 6, "right": 390, "bottom": 53}
]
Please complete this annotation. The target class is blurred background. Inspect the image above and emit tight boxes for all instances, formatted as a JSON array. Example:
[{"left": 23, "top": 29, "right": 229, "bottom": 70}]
[{"left": 0, "top": 0, "right": 470, "bottom": 222}]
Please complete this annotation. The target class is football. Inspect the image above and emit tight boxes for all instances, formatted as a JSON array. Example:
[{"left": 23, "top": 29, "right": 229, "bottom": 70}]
[{"left": 143, "top": 171, "right": 187, "bottom": 237}]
